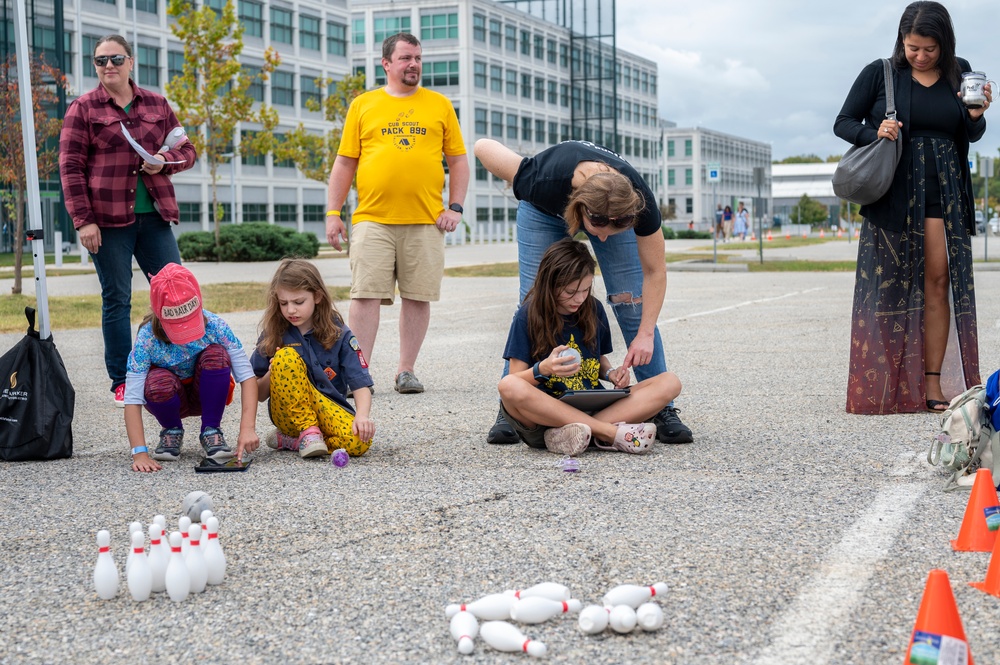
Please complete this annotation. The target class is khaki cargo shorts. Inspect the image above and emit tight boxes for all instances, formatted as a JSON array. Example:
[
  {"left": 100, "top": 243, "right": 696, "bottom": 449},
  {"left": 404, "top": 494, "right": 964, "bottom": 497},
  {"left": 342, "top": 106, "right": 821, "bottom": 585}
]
[{"left": 349, "top": 222, "right": 445, "bottom": 304}]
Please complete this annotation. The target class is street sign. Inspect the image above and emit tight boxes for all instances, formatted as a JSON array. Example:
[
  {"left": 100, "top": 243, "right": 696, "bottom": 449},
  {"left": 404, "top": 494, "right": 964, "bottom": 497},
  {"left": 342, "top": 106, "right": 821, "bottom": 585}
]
[
  {"left": 981, "top": 156, "right": 994, "bottom": 179},
  {"left": 707, "top": 162, "right": 721, "bottom": 182}
]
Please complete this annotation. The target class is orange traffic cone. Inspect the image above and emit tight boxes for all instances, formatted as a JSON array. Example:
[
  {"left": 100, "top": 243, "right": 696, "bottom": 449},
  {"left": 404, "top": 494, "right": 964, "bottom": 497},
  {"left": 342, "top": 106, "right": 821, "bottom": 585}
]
[
  {"left": 750, "top": 232, "right": 756, "bottom": 241},
  {"left": 905, "top": 570, "right": 974, "bottom": 665},
  {"left": 802, "top": 232, "right": 808, "bottom": 239},
  {"left": 854, "top": 228, "right": 860, "bottom": 238},
  {"left": 970, "top": 513, "right": 1000, "bottom": 597},
  {"left": 819, "top": 229, "right": 825, "bottom": 238},
  {"left": 837, "top": 228, "right": 843, "bottom": 238},
  {"left": 766, "top": 231, "right": 772, "bottom": 241},
  {"left": 785, "top": 231, "right": 791, "bottom": 239},
  {"left": 951, "top": 468, "right": 1000, "bottom": 552}
]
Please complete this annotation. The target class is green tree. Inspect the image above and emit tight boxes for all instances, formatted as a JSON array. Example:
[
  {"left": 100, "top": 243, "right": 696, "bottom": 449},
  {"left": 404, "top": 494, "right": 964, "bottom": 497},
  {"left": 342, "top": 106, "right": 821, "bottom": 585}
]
[
  {"left": 165, "top": 0, "right": 280, "bottom": 253},
  {"left": 775, "top": 154, "right": 824, "bottom": 164},
  {"left": 790, "top": 194, "right": 830, "bottom": 227},
  {"left": 0, "top": 54, "right": 69, "bottom": 294},
  {"left": 272, "top": 72, "right": 366, "bottom": 184}
]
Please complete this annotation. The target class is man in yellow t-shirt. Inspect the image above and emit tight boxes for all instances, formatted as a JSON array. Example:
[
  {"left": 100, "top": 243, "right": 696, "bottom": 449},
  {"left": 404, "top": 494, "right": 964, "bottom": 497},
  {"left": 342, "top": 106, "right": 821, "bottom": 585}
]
[{"left": 326, "top": 33, "right": 469, "bottom": 395}]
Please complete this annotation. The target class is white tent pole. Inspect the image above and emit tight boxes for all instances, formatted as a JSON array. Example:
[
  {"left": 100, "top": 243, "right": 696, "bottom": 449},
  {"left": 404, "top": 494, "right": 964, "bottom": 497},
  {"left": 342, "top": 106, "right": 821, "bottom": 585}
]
[{"left": 13, "top": 0, "right": 50, "bottom": 338}]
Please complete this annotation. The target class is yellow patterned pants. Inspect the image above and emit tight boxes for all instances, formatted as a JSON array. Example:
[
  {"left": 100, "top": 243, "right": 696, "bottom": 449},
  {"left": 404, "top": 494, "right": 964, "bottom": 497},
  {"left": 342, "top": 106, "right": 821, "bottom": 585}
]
[{"left": 267, "top": 347, "right": 372, "bottom": 456}]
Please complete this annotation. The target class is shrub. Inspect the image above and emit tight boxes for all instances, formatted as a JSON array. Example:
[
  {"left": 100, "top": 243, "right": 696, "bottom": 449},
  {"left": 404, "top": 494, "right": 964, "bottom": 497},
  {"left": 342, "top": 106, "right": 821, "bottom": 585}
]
[
  {"left": 661, "top": 226, "right": 676, "bottom": 240},
  {"left": 675, "top": 230, "right": 713, "bottom": 240},
  {"left": 178, "top": 223, "right": 320, "bottom": 262}
]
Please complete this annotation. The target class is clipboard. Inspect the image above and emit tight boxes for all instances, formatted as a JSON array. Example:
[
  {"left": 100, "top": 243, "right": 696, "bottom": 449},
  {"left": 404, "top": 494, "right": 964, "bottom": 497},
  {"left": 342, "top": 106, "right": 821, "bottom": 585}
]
[{"left": 558, "top": 388, "right": 630, "bottom": 413}]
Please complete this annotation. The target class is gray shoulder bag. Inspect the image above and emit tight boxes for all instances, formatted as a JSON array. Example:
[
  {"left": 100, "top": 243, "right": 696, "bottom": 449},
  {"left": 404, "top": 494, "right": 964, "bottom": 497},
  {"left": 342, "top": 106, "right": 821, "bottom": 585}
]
[{"left": 832, "top": 59, "right": 904, "bottom": 205}]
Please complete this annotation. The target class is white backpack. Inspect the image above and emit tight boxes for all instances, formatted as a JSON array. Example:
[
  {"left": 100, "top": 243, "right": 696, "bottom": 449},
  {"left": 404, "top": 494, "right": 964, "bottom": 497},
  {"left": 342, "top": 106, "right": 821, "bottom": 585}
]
[{"left": 928, "top": 385, "right": 1000, "bottom": 491}]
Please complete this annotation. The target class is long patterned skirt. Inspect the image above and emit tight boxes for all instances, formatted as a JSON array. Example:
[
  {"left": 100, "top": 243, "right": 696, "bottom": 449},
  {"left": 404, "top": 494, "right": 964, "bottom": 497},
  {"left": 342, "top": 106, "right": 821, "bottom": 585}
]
[{"left": 846, "top": 137, "right": 980, "bottom": 414}]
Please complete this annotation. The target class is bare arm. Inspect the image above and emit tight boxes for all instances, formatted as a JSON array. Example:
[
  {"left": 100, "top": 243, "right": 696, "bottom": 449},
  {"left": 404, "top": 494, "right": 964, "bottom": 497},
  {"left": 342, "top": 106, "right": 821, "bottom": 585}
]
[
  {"left": 621, "top": 233, "right": 667, "bottom": 370},
  {"left": 435, "top": 153, "right": 470, "bottom": 232},
  {"left": 325, "top": 155, "right": 359, "bottom": 251},
  {"left": 235, "top": 377, "right": 260, "bottom": 462},
  {"left": 473, "top": 139, "right": 524, "bottom": 184}
]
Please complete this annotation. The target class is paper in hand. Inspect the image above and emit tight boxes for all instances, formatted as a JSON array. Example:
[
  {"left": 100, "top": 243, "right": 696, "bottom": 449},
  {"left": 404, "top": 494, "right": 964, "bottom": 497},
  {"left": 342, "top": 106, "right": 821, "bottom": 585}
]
[{"left": 119, "top": 122, "right": 185, "bottom": 164}]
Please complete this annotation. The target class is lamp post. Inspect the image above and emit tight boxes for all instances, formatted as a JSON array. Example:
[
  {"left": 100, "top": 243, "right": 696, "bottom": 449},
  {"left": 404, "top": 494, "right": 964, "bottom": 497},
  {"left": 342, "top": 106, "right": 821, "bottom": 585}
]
[{"left": 220, "top": 152, "right": 237, "bottom": 226}]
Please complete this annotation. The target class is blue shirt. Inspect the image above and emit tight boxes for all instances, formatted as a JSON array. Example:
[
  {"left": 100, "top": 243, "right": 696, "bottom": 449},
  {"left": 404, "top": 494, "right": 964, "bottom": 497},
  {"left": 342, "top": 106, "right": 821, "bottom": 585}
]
[
  {"left": 250, "top": 319, "right": 373, "bottom": 415},
  {"left": 124, "top": 310, "right": 254, "bottom": 405},
  {"left": 502, "top": 297, "right": 612, "bottom": 397}
]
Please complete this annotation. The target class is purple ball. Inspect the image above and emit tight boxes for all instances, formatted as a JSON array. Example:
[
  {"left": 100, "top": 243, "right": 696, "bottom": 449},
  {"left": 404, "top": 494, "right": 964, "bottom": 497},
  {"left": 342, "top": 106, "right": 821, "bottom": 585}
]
[{"left": 332, "top": 449, "right": 349, "bottom": 468}]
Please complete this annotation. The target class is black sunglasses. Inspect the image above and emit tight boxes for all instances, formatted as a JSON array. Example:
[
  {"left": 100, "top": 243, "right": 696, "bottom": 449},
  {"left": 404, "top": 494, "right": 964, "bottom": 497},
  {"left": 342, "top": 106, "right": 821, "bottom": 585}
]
[
  {"left": 94, "top": 55, "right": 129, "bottom": 67},
  {"left": 584, "top": 208, "right": 636, "bottom": 229}
]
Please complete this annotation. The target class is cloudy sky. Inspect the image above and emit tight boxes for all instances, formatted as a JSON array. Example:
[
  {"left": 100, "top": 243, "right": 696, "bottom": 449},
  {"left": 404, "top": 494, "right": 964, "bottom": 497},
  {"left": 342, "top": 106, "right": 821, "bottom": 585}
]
[{"left": 616, "top": 0, "right": 998, "bottom": 161}]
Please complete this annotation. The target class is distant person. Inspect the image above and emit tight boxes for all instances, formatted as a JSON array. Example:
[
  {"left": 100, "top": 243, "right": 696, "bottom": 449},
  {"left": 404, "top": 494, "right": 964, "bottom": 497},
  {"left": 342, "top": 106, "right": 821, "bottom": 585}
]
[
  {"left": 498, "top": 239, "right": 680, "bottom": 455},
  {"left": 834, "top": 0, "right": 990, "bottom": 414},
  {"left": 60, "top": 34, "right": 197, "bottom": 408},
  {"left": 734, "top": 202, "right": 750, "bottom": 241},
  {"left": 474, "top": 138, "right": 693, "bottom": 445},
  {"left": 714, "top": 204, "right": 723, "bottom": 239},
  {"left": 721, "top": 205, "right": 734, "bottom": 242},
  {"left": 325, "top": 32, "right": 469, "bottom": 395},
  {"left": 125, "top": 264, "right": 260, "bottom": 473},
  {"left": 251, "top": 259, "right": 375, "bottom": 460}
]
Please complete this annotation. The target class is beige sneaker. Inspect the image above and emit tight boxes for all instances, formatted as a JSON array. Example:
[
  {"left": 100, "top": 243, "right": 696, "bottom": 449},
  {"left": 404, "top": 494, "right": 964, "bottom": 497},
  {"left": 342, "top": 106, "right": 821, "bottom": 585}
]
[
  {"left": 543, "top": 423, "right": 592, "bottom": 456},
  {"left": 298, "top": 426, "right": 328, "bottom": 459}
]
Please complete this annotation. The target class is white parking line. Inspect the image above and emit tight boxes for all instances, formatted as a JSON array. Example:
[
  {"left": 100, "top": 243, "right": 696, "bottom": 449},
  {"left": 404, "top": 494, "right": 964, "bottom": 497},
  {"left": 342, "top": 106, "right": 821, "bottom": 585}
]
[
  {"left": 752, "top": 483, "right": 925, "bottom": 665},
  {"left": 660, "top": 287, "right": 826, "bottom": 325}
]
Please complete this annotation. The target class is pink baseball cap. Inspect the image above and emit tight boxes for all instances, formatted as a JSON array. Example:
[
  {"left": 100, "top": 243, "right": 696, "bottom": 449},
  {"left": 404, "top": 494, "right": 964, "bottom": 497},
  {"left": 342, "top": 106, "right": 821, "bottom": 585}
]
[{"left": 150, "top": 263, "right": 205, "bottom": 345}]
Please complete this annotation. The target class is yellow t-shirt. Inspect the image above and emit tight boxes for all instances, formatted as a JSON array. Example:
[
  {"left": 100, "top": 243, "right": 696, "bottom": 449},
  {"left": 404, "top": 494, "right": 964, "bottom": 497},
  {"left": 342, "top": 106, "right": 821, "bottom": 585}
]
[{"left": 338, "top": 87, "right": 466, "bottom": 225}]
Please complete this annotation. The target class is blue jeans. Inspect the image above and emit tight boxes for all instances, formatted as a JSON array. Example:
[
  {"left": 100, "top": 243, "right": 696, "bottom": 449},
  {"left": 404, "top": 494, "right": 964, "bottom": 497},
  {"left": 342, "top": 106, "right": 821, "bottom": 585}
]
[
  {"left": 90, "top": 213, "right": 181, "bottom": 390},
  {"left": 509, "top": 201, "right": 667, "bottom": 383}
]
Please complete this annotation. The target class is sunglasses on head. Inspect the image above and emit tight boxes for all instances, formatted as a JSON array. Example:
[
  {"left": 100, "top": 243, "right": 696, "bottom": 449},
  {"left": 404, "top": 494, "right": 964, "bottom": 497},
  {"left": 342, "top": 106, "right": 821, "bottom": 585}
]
[
  {"left": 584, "top": 208, "right": 636, "bottom": 229},
  {"left": 94, "top": 55, "right": 129, "bottom": 67}
]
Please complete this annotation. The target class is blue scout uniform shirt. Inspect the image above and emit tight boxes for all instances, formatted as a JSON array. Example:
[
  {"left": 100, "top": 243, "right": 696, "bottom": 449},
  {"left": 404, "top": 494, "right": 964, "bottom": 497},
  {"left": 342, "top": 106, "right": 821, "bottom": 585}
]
[
  {"left": 502, "top": 296, "right": 613, "bottom": 397},
  {"left": 250, "top": 319, "right": 373, "bottom": 415}
]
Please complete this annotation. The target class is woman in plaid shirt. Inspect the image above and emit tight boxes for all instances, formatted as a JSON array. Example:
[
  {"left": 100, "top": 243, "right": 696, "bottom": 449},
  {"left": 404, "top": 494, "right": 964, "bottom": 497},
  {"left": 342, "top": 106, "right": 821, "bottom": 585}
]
[{"left": 59, "top": 34, "right": 197, "bottom": 408}]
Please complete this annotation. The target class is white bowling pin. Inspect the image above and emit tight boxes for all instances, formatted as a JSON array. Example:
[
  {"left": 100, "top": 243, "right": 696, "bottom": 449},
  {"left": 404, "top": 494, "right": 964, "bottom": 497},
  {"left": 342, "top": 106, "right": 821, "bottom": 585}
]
[
  {"left": 636, "top": 602, "right": 664, "bottom": 631},
  {"left": 509, "top": 597, "right": 582, "bottom": 624},
  {"left": 152, "top": 517, "right": 169, "bottom": 559},
  {"left": 199, "top": 509, "right": 213, "bottom": 525},
  {"left": 602, "top": 582, "right": 667, "bottom": 609},
  {"left": 126, "top": 531, "right": 152, "bottom": 601},
  {"left": 147, "top": 524, "right": 168, "bottom": 593},
  {"left": 203, "top": 516, "right": 226, "bottom": 586},
  {"left": 93, "top": 530, "right": 119, "bottom": 600},
  {"left": 184, "top": 524, "right": 208, "bottom": 593},
  {"left": 125, "top": 521, "right": 142, "bottom": 575},
  {"left": 178, "top": 516, "right": 191, "bottom": 556},
  {"left": 449, "top": 610, "right": 479, "bottom": 655},
  {"left": 153, "top": 515, "right": 166, "bottom": 531},
  {"left": 579, "top": 605, "right": 610, "bottom": 634},
  {"left": 164, "top": 531, "right": 190, "bottom": 603},
  {"left": 506, "top": 582, "right": 570, "bottom": 601},
  {"left": 479, "top": 621, "right": 546, "bottom": 658},
  {"left": 445, "top": 593, "right": 515, "bottom": 620},
  {"left": 608, "top": 605, "right": 637, "bottom": 634}
]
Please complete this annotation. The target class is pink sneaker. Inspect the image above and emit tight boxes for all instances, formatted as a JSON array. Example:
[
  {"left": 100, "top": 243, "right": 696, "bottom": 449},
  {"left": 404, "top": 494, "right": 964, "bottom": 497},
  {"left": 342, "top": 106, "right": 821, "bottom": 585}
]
[
  {"left": 594, "top": 423, "right": 656, "bottom": 454},
  {"left": 266, "top": 429, "right": 299, "bottom": 451},
  {"left": 298, "top": 426, "right": 328, "bottom": 459},
  {"left": 543, "top": 423, "right": 592, "bottom": 456},
  {"left": 114, "top": 384, "right": 126, "bottom": 408}
]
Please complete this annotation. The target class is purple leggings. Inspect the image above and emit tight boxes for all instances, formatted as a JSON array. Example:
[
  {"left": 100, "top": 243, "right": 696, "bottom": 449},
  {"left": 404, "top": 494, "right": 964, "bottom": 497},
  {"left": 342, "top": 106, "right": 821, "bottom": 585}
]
[{"left": 143, "top": 344, "right": 232, "bottom": 433}]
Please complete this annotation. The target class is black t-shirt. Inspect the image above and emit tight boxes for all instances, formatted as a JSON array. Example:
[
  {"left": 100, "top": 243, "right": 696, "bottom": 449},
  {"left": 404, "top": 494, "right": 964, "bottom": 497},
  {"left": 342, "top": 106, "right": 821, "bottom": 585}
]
[
  {"left": 512, "top": 140, "right": 661, "bottom": 237},
  {"left": 910, "top": 76, "right": 964, "bottom": 138}
]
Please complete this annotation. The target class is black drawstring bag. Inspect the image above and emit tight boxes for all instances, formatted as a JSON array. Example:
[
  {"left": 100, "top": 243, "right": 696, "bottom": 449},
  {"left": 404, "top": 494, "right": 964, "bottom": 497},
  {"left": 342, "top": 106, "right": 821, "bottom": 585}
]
[{"left": 0, "top": 307, "right": 74, "bottom": 460}]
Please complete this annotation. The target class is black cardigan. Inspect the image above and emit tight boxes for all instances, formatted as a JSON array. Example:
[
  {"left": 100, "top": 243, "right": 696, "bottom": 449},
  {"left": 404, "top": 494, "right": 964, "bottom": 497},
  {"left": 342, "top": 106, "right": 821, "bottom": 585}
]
[{"left": 833, "top": 57, "right": 986, "bottom": 234}]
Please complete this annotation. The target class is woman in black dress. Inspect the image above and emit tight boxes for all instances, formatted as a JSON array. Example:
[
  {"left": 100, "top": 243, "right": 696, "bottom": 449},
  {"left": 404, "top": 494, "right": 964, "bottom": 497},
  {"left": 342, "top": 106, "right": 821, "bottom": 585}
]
[{"left": 835, "top": 1, "right": 990, "bottom": 414}]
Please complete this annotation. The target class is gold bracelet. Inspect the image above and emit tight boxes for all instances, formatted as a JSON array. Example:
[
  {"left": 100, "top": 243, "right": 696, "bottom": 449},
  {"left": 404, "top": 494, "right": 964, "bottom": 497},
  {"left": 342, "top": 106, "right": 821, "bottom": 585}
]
[{"left": 326, "top": 210, "right": 341, "bottom": 217}]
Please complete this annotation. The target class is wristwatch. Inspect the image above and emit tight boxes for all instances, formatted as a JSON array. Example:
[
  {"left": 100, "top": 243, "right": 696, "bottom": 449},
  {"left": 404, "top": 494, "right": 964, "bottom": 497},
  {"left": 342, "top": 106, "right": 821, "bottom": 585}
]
[
  {"left": 532, "top": 361, "right": 549, "bottom": 384},
  {"left": 448, "top": 202, "right": 464, "bottom": 214}
]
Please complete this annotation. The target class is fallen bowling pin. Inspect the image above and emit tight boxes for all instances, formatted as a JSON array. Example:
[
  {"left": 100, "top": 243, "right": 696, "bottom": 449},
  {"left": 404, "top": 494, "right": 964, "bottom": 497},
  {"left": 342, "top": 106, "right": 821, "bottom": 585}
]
[
  {"left": 578, "top": 604, "right": 610, "bottom": 634},
  {"left": 449, "top": 610, "right": 479, "bottom": 655},
  {"left": 608, "top": 605, "right": 637, "bottom": 633},
  {"left": 602, "top": 582, "right": 667, "bottom": 609},
  {"left": 505, "top": 582, "right": 571, "bottom": 601},
  {"left": 510, "top": 597, "right": 582, "bottom": 624},
  {"left": 636, "top": 602, "right": 664, "bottom": 631},
  {"left": 126, "top": 530, "right": 152, "bottom": 602},
  {"left": 93, "top": 530, "right": 119, "bottom": 600},
  {"left": 479, "top": 621, "right": 547, "bottom": 657},
  {"left": 445, "top": 593, "right": 515, "bottom": 620}
]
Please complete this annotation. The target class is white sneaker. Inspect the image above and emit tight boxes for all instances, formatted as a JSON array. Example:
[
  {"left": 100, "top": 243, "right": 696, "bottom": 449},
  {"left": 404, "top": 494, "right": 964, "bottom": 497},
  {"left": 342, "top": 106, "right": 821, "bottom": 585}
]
[{"left": 543, "top": 423, "right": 592, "bottom": 456}]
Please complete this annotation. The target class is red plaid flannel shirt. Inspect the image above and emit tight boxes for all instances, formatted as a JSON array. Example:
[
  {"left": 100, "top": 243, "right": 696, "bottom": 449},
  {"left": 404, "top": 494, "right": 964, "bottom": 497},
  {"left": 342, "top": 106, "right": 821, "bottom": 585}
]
[{"left": 59, "top": 80, "right": 197, "bottom": 229}]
